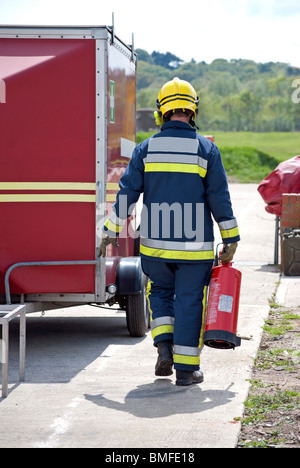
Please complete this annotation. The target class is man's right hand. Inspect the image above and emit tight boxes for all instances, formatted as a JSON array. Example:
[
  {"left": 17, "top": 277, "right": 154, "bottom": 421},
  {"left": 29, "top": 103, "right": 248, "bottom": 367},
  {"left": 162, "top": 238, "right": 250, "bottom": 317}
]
[{"left": 98, "top": 235, "right": 119, "bottom": 257}]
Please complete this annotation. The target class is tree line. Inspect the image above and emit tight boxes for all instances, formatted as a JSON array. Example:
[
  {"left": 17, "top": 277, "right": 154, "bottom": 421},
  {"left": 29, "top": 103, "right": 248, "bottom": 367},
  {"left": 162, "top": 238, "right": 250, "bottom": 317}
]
[{"left": 136, "top": 49, "right": 300, "bottom": 132}]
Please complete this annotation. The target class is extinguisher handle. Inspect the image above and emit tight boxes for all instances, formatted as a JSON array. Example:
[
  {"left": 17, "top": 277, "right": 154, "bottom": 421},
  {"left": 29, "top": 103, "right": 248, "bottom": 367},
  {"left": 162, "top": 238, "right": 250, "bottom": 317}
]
[{"left": 214, "top": 242, "right": 223, "bottom": 267}]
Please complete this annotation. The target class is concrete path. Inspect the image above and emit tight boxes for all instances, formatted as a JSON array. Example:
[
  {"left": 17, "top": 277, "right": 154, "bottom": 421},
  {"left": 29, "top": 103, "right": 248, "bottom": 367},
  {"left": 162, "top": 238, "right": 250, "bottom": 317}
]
[{"left": 0, "top": 184, "right": 288, "bottom": 448}]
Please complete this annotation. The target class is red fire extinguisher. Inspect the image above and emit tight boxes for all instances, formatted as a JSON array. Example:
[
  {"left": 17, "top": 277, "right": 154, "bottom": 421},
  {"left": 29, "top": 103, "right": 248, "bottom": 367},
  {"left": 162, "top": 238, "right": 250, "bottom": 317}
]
[{"left": 203, "top": 245, "right": 242, "bottom": 350}]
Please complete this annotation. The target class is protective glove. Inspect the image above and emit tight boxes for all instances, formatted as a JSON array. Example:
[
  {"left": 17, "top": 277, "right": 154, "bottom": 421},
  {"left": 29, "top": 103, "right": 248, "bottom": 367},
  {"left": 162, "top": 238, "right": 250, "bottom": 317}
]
[
  {"left": 98, "top": 234, "right": 119, "bottom": 257},
  {"left": 218, "top": 242, "right": 238, "bottom": 264}
]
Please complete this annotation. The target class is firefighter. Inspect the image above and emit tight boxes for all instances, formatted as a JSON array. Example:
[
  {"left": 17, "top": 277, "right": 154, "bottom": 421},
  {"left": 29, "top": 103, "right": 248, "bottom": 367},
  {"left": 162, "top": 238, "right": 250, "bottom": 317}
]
[{"left": 99, "top": 77, "right": 240, "bottom": 386}]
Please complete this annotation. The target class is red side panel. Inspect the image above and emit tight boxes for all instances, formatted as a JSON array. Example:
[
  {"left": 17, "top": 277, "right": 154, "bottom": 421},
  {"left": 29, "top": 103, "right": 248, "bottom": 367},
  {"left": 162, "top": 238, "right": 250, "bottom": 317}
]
[
  {"left": 105, "top": 42, "right": 137, "bottom": 260},
  {"left": 0, "top": 39, "right": 96, "bottom": 294}
]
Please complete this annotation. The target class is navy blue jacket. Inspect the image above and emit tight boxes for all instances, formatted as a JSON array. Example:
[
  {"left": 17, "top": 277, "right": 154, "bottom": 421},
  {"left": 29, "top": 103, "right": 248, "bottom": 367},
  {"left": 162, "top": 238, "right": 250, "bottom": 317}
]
[{"left": 104, "top": 120, "right": 240, "bottom": 262}]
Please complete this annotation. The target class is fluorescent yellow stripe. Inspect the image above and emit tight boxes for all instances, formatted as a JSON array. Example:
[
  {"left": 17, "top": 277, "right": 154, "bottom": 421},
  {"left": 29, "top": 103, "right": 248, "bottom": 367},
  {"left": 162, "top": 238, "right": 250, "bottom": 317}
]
[
  {"left": 147, "top": 280, "right": 153, "bottom": 322},
  {"left": 220, "top": 227, "right": 240, "bottom": 239},
  {"left": 0, "top": 182, "right": 96, "bottom": 190},
  {"left": 140, "top": 244, "right": 214, "bottom": 261},
  {"left": 0, "top": 194, "right": 95, "bottom": 202},
  {"left": 104, "top": 219, "right": 123, "bottom": 233},
  {"left": 199, "top": 286, "right": 207, "bottom": 349},
  {"left": 173, "top": 354, "right": 200, "bottom": 366},
  {"left": 151, "top": 325, "right": 174, "bottom": 340},
  {"left": 144, "top": 163, "right": 207, "bottom": 178},
  {"left": 106, "top": 183, "right": 119, "bottom": 191}
]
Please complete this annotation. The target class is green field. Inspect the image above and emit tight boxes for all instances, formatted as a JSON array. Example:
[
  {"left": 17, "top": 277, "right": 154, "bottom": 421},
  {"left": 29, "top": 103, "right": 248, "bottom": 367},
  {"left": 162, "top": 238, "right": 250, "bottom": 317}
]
[
  {"left": 136, "top": 131, "right": 300, "bottom": 183},
  {"left": 211, "top": 132, "right": 300, "bottom": 162}
]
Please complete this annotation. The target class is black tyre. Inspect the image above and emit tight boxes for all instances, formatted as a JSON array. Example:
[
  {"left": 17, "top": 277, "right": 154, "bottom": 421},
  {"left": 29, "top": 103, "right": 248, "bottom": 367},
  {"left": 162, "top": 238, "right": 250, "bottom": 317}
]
[{"left": 126, "top": 273, "right": 150, "bottom": 337}]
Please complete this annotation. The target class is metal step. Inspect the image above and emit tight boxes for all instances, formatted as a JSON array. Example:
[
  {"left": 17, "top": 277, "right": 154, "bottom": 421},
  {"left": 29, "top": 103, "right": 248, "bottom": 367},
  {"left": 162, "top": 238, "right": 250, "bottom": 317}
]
[{"left": 0, "top": 305, "right": 26, "bottom": 398}]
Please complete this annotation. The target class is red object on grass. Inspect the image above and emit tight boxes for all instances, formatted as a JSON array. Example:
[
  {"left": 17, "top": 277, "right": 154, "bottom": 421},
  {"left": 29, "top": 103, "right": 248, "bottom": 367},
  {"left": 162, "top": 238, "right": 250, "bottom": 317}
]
[{"left": 257, "top": 156, "right": 300, "bottom": 217}]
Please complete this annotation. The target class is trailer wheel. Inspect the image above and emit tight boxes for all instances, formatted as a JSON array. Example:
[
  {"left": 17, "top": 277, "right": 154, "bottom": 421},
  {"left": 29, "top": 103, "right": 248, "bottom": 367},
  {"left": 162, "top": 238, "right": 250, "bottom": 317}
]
[{"left": 126, "top": 274, "right": 150, "bottom": 337}]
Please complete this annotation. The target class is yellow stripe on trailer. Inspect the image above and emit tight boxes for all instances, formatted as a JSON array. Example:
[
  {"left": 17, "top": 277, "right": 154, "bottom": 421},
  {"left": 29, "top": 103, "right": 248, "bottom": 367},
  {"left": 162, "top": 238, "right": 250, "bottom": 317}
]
[
  {"left": 106, "top": 194, "right": 117, "bottom": 202},
  {"left": 0, "top": 181, "right": 96, "bottom": 202},
  {"left": 106, "top": 182, "right": 120, "bottom": 191},
  {"left": 0, "top": 194, "right": 96, "bottom": 202},
  {"left": 0, "top": 182, "right": 96, "bottom": 190}
]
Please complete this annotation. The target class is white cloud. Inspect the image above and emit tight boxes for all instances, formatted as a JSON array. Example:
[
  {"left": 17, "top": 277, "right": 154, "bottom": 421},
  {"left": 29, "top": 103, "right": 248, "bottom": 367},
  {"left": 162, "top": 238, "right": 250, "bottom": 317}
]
[
  {"left": 272, "top": 0, "right": 300, "bottom": 17},
  {"left": 245, "top": 0, "right": 300, "bottom": 17}
]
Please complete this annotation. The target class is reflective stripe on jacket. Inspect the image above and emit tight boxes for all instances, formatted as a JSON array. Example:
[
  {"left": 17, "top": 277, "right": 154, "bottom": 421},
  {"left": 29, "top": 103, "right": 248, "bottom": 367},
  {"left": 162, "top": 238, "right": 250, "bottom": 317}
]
[{"left": 104, "top": 121, "right": 240, "bottom": 262}]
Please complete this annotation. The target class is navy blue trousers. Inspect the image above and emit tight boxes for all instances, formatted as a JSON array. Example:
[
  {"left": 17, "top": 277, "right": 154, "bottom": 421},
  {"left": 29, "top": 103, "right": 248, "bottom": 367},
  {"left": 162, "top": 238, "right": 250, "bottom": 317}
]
[{"left": 141, "top": 258, "right": 213, "bottom": 371}]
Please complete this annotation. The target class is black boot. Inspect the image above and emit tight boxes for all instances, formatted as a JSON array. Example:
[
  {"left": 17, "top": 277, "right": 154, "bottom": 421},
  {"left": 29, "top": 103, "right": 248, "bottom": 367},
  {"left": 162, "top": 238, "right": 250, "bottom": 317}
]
[
  {"left": 176, "top": 369, "right": 204, "bottom": 386},
  {"left": 155, "top": 340, "right": 173, "bottom": 376}
]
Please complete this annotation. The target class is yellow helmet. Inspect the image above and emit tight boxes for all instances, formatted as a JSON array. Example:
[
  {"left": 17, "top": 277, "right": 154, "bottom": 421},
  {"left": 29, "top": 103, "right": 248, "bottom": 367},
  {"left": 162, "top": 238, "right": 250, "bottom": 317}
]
[{"left": 156, "top": 77, "right": 199, "bottom": 120}]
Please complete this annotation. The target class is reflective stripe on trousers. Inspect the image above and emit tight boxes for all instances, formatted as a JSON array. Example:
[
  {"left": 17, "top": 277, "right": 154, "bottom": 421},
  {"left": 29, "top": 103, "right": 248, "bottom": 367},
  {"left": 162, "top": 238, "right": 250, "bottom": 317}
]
[{"left": 173, "top": 285, "right": 207, "bottom": 368}]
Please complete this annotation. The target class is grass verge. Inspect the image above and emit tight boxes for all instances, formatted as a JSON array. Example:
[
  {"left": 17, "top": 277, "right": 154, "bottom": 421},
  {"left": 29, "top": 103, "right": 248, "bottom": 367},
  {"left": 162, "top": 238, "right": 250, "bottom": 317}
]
[{"left": 237, "top": 302, "right": 300, "bottom": 448}]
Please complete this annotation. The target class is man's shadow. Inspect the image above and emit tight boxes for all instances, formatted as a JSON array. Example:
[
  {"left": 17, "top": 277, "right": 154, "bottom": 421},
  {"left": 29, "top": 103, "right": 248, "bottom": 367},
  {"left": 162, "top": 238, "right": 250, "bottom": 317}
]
[{"left": 85, "top": 379, "right": 236, "bottom": 419}]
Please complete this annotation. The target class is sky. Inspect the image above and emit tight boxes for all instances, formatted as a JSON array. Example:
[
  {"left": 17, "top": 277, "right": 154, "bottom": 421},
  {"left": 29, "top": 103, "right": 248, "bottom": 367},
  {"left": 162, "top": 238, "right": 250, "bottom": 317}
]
[{"left": 1, "top": 0, "right": 300, "bottom": 67}]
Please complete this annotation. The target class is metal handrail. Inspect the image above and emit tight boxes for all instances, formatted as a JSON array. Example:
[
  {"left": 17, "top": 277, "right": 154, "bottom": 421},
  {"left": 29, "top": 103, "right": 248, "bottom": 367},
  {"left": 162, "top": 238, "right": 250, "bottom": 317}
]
[
  {"left": 274, "top": 216, "right": 281, "bottom": 266},
  {"left": 4, "top": 260, "right": 100, "bottom": 304}
]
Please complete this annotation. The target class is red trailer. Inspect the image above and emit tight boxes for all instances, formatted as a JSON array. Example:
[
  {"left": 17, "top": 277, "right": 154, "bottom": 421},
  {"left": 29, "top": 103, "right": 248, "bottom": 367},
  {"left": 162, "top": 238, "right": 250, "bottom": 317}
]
[{"left": 0, "top": 26, "right": 149, "bottom": 338}]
